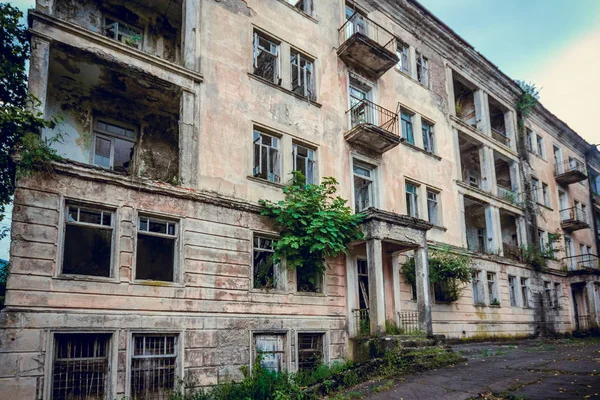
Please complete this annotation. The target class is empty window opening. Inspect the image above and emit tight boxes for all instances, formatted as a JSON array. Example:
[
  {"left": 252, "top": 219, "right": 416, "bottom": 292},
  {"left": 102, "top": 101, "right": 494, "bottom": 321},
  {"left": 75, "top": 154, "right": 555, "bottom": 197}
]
[
  {"left": 353, "top": 161, "right": 375, "bottom": 213},
  {"left": 253, "top": 129, "right": 281, "bottom": 183},
  {"left": 253, "top": 236, "right": 280, "bottom": 289},
  {"left": 291, "top": 49, "right": 315, "bottom": 100},
  {"left": 488, "top": 97, "right": 509, "bottom": 145},
  {"left": 297, "top": 333, "right": 324, "bottom": 371},
  {"left": 253, "top": 31, "right": 280, "bottom": 84},
  {"left": 293, "top": 143, "right": 316, "bottom": 184},
  {"left": 487, "top": 272, "right": 499, "bottom": 305},
  {"left": 92, "top": 118, "right": 137, "bottom": 173},
  {"left": 426, "top": 189, "right": 439, "bottom": 226},
  {"left": 416, "top": 52, "right": 429, "bottom": 87},
  {"left": 458, "top": 134, "right": 481, "bottom": 189},
  {"left": 452, "top": 72, "right": 476, "bottom": 127},
  {"left": 130, "top": 335, "right": 177, "bottom": 400},
  {"left": 422, "top": 120, "right": 435, "bottom": 153},
  {"left": 500, "top": 210, "right": 520, "bottom": 262},
  {"left": 508, "top": 276, "right": 518, "bottom": 307},
  {"left": 104, "top": 17, "right": 142, "bottom": 49},
  {"left": 520, "top": 277, "right": 530, "bottom": 308},
  {"left": 254, "top": 333, "right": 286, "bottom": 373},
  {"left": 405, "top": 182, "right": 419, "bottom": 218},
  {"left": 396, "top": 41, "right": 410, "bottom": 74},
  {"left": 136, "top": 216, "right": 177, "bottom": 282},
  {"left": 464, "top": 196, "right": 487, "bottom": 254},
  {"left": 63, "top": 204, "right": 113, "bottom": 277},
  {"left": 348, "top": 80, "right": 373, "bottom": 127},
  {"left": 297, "top": 267, "right": 322, "bottom": 293},
  {"left": 400, "top": 110, "right": 414, "bottom": 144},
  {"left": 52, "top": 333, "right": 111, "bottom": 400}
]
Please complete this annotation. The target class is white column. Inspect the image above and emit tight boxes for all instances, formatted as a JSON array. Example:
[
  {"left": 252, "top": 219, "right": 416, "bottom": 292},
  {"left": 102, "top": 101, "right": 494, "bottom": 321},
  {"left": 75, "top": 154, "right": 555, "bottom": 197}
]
[
  {"left": 509, "top": 161, "right": 522, "bottom": 197},
  {"left": 414, "top": 244, "right": 433, "bottom": 336},
  {"left": 366, "top": 239, "right": 385, "bottom": 335},
  {"left": 516, "top": 216, "right": 528, "bottom": 248},
  {"left": 28, "top": 36, "right": 51, "bottom": 116},
  {"left": 586, "top": 281, "right": 599, "bottom": 330},
  {"left": 346, "top": 253, "right": 359, "bottom": 338},
  {"left": 182, "top": 0, "right": 200, "bottom": 71},
  {"left": 504, "top": 110, "right": 517, "bottom": 151},
  {"left": 452, "top": 128, "right": 463, "bottom": 182},
  {"left": 392, "top": 253, "right": 402, "bottom": 326},
  {"left": 409, "top": 47, "right": 418, "bottom": 81},
  {"left": 179, "top": 91, "right": 199, "bottom": 187},
  {"left": 479, "top": 146, "right": 497, "bottom": 195},
  {"left": 446, "top": 66, "right": 457, "bottom": 117},
  {"left": 458, "top": 193, "right": 468, "bottom": 248},
  {"left": 474, "top": 89, "right": 491, "bottom": 135},
  {"left": 485, "top": 205, "right": 502, "bottom": 255}
]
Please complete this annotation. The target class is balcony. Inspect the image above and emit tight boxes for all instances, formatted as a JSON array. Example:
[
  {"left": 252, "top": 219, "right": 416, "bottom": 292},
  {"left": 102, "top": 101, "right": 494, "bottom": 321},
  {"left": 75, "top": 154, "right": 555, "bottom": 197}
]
[
  {"left": 344, "top": 99, "right": 401, "bottom": 153},
  {"left": 555, "top": 159, "right": 587, "bottom": 185},
  {"left": 503, "top": 242, "right": 523, "bottom": 262},
  {"left": 497, "top": 185, "right": 520, "bottom": 205},
  {"left": 563, "top": 254, "right": 599, "bottom": 271},
  {"left": 338, "top": 12, "right": 398, "bottom": 79},
  {"left": 491, "top": 128, "right": 510, "bottom": 147},
  {"left": 560, "top": 207, "right": 590, "bottom": 232}
]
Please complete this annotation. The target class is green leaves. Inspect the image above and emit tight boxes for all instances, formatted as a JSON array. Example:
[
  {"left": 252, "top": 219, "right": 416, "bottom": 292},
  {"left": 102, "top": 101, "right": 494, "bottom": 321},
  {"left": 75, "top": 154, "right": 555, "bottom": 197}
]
[{"left": 259, "top": 172, "right": 364, "bottom": 275}]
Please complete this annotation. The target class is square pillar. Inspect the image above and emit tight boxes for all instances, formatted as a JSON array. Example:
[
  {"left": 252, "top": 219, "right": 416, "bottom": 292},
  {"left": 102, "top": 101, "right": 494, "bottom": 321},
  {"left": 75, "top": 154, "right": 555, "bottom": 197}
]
[
  {"left": 366, "top": 238, "right": 385, "bottom": 335},
  {"left": 179, "top": 90, "right": 199, "bottom": 187},
  {"left": 391, "top": 253, "right": 402, "bottom": 326},
  {"left": 346, "top": 253, "right": 359, "bottom": 338},
  {"left": 586, "top": 281, "right": 599, "bottom": 330},
  {"left": 509, "top": 161, "right": 522, "bottom": 200},
  {"left": 504, "top": 110, "right": 517, "bottom": 151},
  {"left": 474, "top": 89, "right": 490, "bottom": 135},
  {"left": 28, "top": 36, "right": 51, "bottom": 116},
  {"left": 414, "top": 244, "right": 433, "bottom": 336},
  {"left": 182, "top": 0, "right": 200, "bottom": 71},
  {"left": 516, "top": 216, "right": 528, "bottom": 249},
  {"left": 484, "top": 205, "right": 502, "bottom": 255},
  {"left": 479, "top": 146, "right": 497, "bottom": 194}
]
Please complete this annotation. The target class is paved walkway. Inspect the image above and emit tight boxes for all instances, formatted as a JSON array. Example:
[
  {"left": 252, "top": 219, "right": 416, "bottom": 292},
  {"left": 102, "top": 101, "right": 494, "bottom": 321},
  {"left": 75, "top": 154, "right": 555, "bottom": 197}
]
[{"left": 363, "top": 339, "right": 600, "bottom": 400}]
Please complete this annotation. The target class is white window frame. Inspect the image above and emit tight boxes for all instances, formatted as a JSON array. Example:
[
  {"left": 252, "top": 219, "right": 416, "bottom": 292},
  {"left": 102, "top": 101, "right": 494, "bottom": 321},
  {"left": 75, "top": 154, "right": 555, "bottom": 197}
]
[
  {"left": 352, "top": 158, "right": 378, "bottom": 213},
  {"left": 103, "top": 16, "right": 143, "bottom": 49},
  {"left": 134, "top": 215, "right": 180, "bottom": 283},
  {"left": 487, "top": 272, "right": 499, "bottom": 305},
  {"left": 290, "top": 49, "right": 316, "bottom": 100},
  {"left": 396, "top": 41, "right": 410, "bottom": 74},
  {"left": 253, "top": 31, "right": 281, "bottom": 84},
  {"left": 292, "top": 142, "right": 317, "bottom": 184},
  {"left": 253, "top": 129, "right": 281, "bottom": 183},
  {"left": 553, "top": 282, "right": 561, "bottom": 308},
  {"left": 416, "top": 52, "right": 429, "bottom": 87},
  {"left": 531, "top": 178, "right": 540, "bottom": 204},
  {"left": 91, "top": 117, "right": 137, "bottom": 171},
  {"left": 282, "top": 0, "right": 313, "bottom": 15},
  {"left": 472, "top": 270, "right": 484, "bottom": 305},
  {"left": 253, "top": 332, "right": 288, "bottom": 373},
  {"left": 405, "top": 181, "right": 420, "bottom": 218},
  {"left": 520, "top": 277, "right": 530, "bottom": 308},
  {"left": 252, "top": 234, "right": 284, "bottom": 291},
  {"left": 295, "top": 331, "right": 327, "bottom": 372},
  {"left": 508, "top": 275, "right": 518, "bottom": 307},
  {"left": 422, "top": 119, "right": 435, "bottom": 153},
  {"left": 541, "top": 182, "right": 550, "bottom": 207},
  {"left": 544, "top": 281, "right": 553, "bottom": 308},
  {"left": 536, "top": 134, "right": 545, "bottom": 159},
  {"left": 426, "top": 188, "right": 440, "bottom": 226}
]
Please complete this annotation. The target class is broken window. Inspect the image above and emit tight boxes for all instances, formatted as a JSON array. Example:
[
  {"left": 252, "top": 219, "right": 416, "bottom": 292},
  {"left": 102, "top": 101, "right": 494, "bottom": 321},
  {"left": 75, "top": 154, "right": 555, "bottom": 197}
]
[
  {"left": 254, "top": 333, "right": 286, "bottom": 373},
  {"left": 291, "top": 50, "right": 315, "bottom": 100},
  {"left": 396, "top": 41, "right": 410, "bottom": 74},
  {"left": 353, "top": 161, "right": 374, "bottom": 213},
  {"left": 104, "top": 17, "right": 143, "bottom": 49},
  {"left": 487, "top": 272, "right": 499, "bottom": 305},
  {"left": 538, "top": 229, "right": 548, "bottom": 252},
  {"left": 63, "top": 204, "right": 113, "bottom": 277},
  {"left": 553, "top": 283, "right": 561, "bottom": 308},
  {"left": 520, "top": 277, "right": 530, "bottom": 308},
  {"left": 52, "top": 333, "right": 111, "bottom": 400},
  {"left": 297, "top": 267, "right": 322, "bottom": 293},
  {"left": 130, "top": 335, "right": 177, "bottom": 400},
  {"left": 253, "top": 31, "right": 280, "bottom": 84},
  {"left": 253, "top": 129, "right": 281, "bottom": 183},
  {"left": 136, "top": 216, "right": 177, "bottom": 282},
  {"left": 472, "top": 270, "right": 484, "bottom": 304},
  {"left": 508, "top": 276, "right": 518, "bottom": 307},
  {"left": 400, "top": 110, "right": 414, "bottom": 144},
  {"left": 542, "top": 183, "right": 549, "bottom": 206},
  {"left": 536, "top": 135, "right": 545, "bottom": 159},
  {"left": 544, "top": 281, "right": 553, "bottom": 308},
  {"left": 422, "top": 120, "right": 435, "bottom": 153},
  {"left": 405, "top": 182, "right": 419, "bottom": 218},
  {"left": 531, "top": 178, "right": 540, "bottom": 203},
  {"left": 293, "top": 143, "right": 316, "bottom": 184},
  {"left": 426, "top": 189, "right": 439, "bottom": 225},
  {"left": 297, "top": 333, "right": 324, "bottom": 371},
  {"left": 283, "top": 0, "right": 313, "bottom": 15},
  {"left": 526, "top": 129, "right": 534, "bottom": 153},
  {"left": 416, "top": 52, "right": 429, "bottom": 87},
  {"left": 92, "top": 118, "right": 137, "bottom": 173},
  {"left": 253, "top": 236, "right": 280, "bottom": 289}
]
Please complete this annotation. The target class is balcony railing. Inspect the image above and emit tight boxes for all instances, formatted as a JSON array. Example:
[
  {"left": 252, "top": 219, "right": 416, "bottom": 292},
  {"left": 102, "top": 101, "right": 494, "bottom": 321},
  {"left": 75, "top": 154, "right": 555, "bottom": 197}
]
[
  {"left": 503, "top": 242, "right": 523, "bottom": 262},
  {"left": 339, "top": 12, "right": 396, "bottom": 53},
  {"left": 562, "top": 254, "right": 599, "bottom": 271},
  {"left": 559, "top": 207, "right": 589, "bottom": 232},
  {"left": 554, "top": 159, "right": 587, "bottom": 185},
  {"left": 491, "top": 128, "right": 510, "bottom": 147},
  {"left": 348, "top": 99, "right": 399, "bottom": 135},
  {"left": 497, "top": 185, "right": 519, "bottom": 204},
  {"left": 398, "top": 311, "right": 420, "bottom": 334},
  {"left": 353, "top": 308, "right": 370, "bottom": 337}
]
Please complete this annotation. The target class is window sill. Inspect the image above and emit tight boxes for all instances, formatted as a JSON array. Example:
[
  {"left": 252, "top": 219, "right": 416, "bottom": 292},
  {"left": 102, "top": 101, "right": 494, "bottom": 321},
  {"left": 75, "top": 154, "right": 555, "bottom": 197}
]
[
  {"left": 275, "top": 0, "right": 318, "bottom": 23},
  {"left": 247, "top": 175, "right": 286, "bottom": 189},
  {"left": 131, "top": 280, "right": 183, "bottom": 288},
  {"left": 536, "top": 202, "right": 553, "bottom": 211},
  {"left": 295, "top": 291, "right": 325, "bottom": 297},
  {"left": 248, "top": 73, "right": 322, "bottom": 108},
  {"left": 250, "top": 288, "right": 287, "bottom": 294},
  {"left": 399, "top": 140, "right": 442, "bottom": 160},
  {"left": 473, "top": 303, "right": 486, "bottom": 307},
  {"left": 432, "top": 225, "right": 447, "bottom": 232},
  {"left": 394, "top": 68, "right": 431, "bottom": 91},
  {"left": 55, "top": 274, "right": 119, "bottom": 283},
  {"left": 488, "top": 304, "right": 502, "bottom": 308}
]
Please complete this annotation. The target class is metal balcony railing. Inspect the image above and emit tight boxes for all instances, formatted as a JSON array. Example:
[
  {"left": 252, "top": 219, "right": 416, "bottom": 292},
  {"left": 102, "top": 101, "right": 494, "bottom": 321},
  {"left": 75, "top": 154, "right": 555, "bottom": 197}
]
[
  {"left": 352, "top": 308, "right": 370, "bottom": 337},
  {"left": 560, "top": 207, "right": 588, "bottom": 224},
  {"left": 555, "top": 159, "right": 586, "bottom": 176},
  {"left": 491, "top": 128, "right": 510, "bottom": 147},
  {"left": 562, "top": 254, "right": 599, "bottom": 270},
  {"left": 347, "top": 99, "right": 399, "bottom": 136},
  {"left": 339, "top": 12, "right": 396, "bottom": 52},
  {"left": 398, "top": 311, "right": 420, "bottom": 334}
]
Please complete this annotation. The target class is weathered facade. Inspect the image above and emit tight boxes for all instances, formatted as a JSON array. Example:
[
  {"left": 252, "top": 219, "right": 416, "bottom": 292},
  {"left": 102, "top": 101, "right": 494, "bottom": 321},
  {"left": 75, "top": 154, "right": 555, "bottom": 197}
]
[{"left": 1, "top": 0, "right": 599, "bottom": 398}]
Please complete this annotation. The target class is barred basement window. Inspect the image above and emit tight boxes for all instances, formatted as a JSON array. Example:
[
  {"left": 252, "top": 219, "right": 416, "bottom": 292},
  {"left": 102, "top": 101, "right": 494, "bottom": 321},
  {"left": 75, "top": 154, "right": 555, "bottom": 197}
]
[
  {"left": 63, "top": 204, "right": 113, "bottom": 277},
  {"left": 130, "top": 335, "right": 177, "bottom": 400},
  {"left": 52, "top": 333, "right": 111, "bottom": 400},
  {"left": 297, "top": 333, "right": 324, "bottom": 371},
  {"left": 136, "top": 216, "right": 177, "bottom": 282}
]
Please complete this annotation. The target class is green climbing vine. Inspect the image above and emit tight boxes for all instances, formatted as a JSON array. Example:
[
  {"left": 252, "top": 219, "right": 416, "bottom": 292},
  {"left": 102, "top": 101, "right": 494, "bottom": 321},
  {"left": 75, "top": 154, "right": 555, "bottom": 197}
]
[
  {"left": 401, "top": 247, "right": 473, "bottom": 303},
  {"left": 259, "top": 173, "right": 364, "bottom": 278}
]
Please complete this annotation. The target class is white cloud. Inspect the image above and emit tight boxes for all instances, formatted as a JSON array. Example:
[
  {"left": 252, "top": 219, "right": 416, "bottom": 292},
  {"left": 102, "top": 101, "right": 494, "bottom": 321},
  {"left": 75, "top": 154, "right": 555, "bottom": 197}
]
[{"left": 532, "top": 28, "right": 600, "bottom": 144}]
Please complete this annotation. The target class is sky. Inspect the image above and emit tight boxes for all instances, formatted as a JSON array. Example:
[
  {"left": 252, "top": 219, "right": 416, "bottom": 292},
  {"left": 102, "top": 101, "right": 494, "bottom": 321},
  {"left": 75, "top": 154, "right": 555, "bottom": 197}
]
[{"left": 1, "top": 0, "right": 599, "bottom": 260}]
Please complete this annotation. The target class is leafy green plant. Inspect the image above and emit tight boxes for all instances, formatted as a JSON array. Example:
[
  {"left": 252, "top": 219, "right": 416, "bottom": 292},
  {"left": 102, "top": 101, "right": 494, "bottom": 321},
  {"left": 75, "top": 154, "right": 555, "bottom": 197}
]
[
  {"left": 401, "top": 246, "right": 473, "bottom": 302},
  {"left": 515, "top": 80, "right": 540, "bottom": 118},
  {"left": 124, "top": 34, "right": 142, "bottom": 48},
  {"left": 259, "top": 173, "right": 364, "bottom": 278}
]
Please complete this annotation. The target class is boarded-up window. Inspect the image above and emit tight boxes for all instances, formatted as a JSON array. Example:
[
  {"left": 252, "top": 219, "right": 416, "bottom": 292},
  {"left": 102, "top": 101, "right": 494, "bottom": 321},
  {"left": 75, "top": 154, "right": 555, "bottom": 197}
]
[
  {"left": 254, "top": 333, "right": 286, "bottom": 373},
  {"left": 63, "top": 205, "right": 113, "bottom": 277},
  {"left": 130, "top": 335, "right": 177, "bottom": 400},
  {"left": 52, "top": 333, "right": 111, "bottom": 400},
  {"left": 297, "top": 333, "right": 324, "bottom": 371},
  {"left": 136, "top": 216, "right": 177, "bottom": 282}
]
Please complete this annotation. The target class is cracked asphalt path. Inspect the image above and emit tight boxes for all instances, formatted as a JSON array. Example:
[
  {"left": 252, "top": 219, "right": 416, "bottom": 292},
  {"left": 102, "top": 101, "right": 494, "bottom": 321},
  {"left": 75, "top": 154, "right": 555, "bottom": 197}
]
[{"left": 364, "top": 339, "right": 600, "bottom": 400}]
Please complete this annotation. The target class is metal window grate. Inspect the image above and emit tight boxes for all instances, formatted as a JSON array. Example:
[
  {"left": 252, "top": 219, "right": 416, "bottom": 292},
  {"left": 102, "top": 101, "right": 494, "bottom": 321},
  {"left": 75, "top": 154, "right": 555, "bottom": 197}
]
[
  {"left": 130, "top": 335, "right": 177, "bottom": 400},
  {"left": 52, "top": 333, "right": 110, "bottom": 400},
  {"left": 398, "top": 311, "right": 420, "bottom": 334},
  {"left": 297, "top": 333, "right": 323, "bottom": 371}
]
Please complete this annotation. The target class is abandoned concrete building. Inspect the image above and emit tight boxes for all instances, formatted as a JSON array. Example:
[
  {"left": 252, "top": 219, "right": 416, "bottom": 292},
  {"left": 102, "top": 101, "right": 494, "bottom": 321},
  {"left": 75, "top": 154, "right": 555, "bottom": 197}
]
[{"left": 1, "top": 0, "right": 600, "bottom": 398}]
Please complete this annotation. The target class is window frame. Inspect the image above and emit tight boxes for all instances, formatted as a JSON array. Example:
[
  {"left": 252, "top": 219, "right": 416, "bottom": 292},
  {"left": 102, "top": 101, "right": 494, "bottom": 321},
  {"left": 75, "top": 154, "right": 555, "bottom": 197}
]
[
  {"left": 252, "top": 234, "right": 284, "bottom": 291},
  {"left": 426, "top": 188, "right": 440, "bottom": 226},
  {"left": 103, "top": 16, "right": 143, "bottom": 49},
  {"left": 129, "top": 333, "right": 179, "bottom": 399},
  {"left": 400, "top": 110, "right": 414, "bottom": 144},
  {"left": 520, "top": 277, "right": 530, "bottom": 308},
  {"left": 281, "top": 0, "right": 313, "bottom": 16},
  {"left": 352, "top": 158, "right": 378, "bottom": 213},
  {"left": 253, "top": 30, "right": 281, "bottom": 85},
  {"left": 253, "top": 128, "right": 282, "bottom": 183},
  {"left": 396, "top": 41, "right": 410, "bottom": 75},
  {"left": 416, "top": 52, "right": 429, "bottom": 87},
  {"left": 472, "top": 270, "right": 484, "bottom": 305},
  {"left": 292, "top": 142, "right": 317, "bottom": 184},
  {"left": 290, "top": 48, "right": 316, "bottom": 100},
  {"left": 536, "top": 134, "right": 545, "bottom": 159},
  {"left": 253, "top": 331, "right": 288, "bottom": 373},
  {"left": 60, "top": 202, "right": 116, "bottom": 279},
  {"left": 91, "top": 116, "right": 138, "bottom": 172},
  {"left": 405, "top": 181, "right": 420, "bottom": 218},
  {"left": 486, "top": 272, "right": 499, "bottom": 305},
  {"left": 541, "top": 182, "right": 550, "bottom": 207},
  {"left": 296, "top": 331, "right": 327, "bottom": 372},
  {"left": 508, "top": 275, "right": 518, "bottom": 307},
  {"left": 421, "top": 119, "right": 435, "bottom": 153},
  {"left": 134, "top": 214, "right": 180, "bottom": 283}
]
